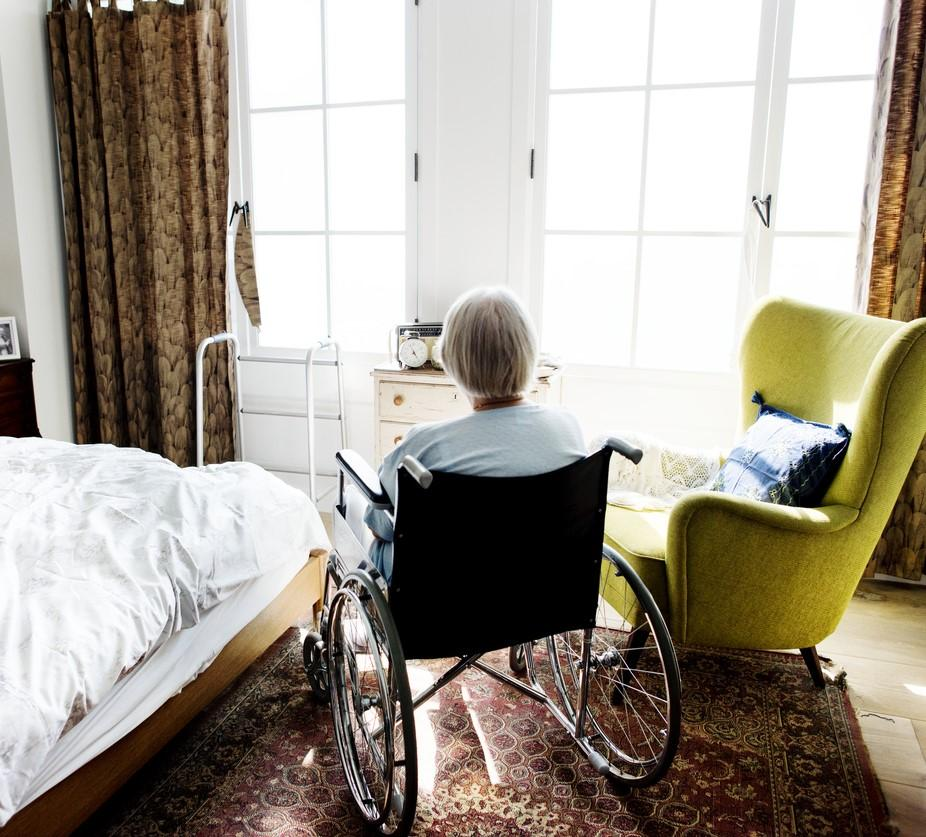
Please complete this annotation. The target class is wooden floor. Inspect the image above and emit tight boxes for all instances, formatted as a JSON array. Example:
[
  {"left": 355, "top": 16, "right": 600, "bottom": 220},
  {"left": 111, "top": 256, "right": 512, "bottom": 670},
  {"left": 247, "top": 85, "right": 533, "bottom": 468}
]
[{"left": 819, "top": 579, "right": 926, "bottom": 835}]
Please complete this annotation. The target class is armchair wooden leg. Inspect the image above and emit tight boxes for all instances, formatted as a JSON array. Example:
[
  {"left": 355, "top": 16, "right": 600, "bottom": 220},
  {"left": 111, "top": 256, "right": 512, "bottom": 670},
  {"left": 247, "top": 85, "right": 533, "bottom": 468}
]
[{"left": 800, "top": 646, "right": 826, "bottom": 689}]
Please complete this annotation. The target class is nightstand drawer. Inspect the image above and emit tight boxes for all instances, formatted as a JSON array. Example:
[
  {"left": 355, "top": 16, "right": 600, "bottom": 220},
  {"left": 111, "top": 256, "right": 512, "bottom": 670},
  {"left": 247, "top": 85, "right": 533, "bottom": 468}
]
[
  {"left": 0, "top": 359, "right": 39, "bottom": 437},
  {"left": 378, "top": 381, "right": 469, "bottom": 422},
  {"left": 0, "top": 362, "right": 31, "bottom": 396},
  {"left": 0, "top": 390, "right": 30, "bottom": 421},
  {"left": 379, "top": 421, "right": 413, "bottom": 457}
]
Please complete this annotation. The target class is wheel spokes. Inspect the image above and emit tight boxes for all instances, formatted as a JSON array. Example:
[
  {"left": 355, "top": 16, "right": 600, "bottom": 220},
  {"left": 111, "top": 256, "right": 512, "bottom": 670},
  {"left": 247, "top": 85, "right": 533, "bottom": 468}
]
[{"left": 545, "top": 554, "right": 679, "bottom": 783}]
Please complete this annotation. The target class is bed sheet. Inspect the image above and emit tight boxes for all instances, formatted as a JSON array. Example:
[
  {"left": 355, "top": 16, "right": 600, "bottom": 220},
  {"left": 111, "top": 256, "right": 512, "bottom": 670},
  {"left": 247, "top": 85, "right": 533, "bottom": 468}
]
[
  {"left": 0, "top": 437, "right": 329, "bottom": 824},
  {"left": 16, "top": 551, "right": 310, "bottom": 812}
]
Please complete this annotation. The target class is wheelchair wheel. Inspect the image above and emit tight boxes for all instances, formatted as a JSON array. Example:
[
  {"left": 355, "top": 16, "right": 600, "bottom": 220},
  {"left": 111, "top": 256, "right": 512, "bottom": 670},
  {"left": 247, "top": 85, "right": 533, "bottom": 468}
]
[
  {"left": 328, "top": 572, "right": 417, "bottom": 836},
  {"left": 302, "top": 629, "right": 329, "bottom": 703},
  {"left": 508, "top": 644, "right": 527, "bottom": 674},
  {"left": 547, "top": 546, "right": 681, "bottom": 786}
]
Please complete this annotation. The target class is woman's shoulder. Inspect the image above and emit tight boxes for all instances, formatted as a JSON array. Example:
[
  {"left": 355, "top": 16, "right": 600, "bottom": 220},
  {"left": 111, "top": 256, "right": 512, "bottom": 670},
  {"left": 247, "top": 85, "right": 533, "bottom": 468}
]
[
  {"left": 522, "top": 402, "right": 583, "bottom": 428},
  {"left": 407, "top": 403, "right": 584, "bottom": 444}
]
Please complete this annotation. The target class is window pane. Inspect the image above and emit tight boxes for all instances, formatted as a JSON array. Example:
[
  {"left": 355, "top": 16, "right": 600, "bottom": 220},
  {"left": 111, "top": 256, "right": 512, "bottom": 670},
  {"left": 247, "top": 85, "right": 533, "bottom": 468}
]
[
  {"left": 245, "top": 0, "right": 322, "bottom": 109},
  {"left": 651, "top": 0, "right": 762, "bottom": 85},
  {"left": 326, "top": 0, "right": 405, "bottom": 104},
  {"left": 251, "top": 111, "right": 326, "bottom": 231},
  {"left": 549, "top": 0, "right": 650, "bottom": 89},
  {"left": 776, "top": 81, "right": 874, "bottom": 232},
  {"left": 769, "top": 237, "right": 858, "bottom": 312},
  {"left": 255, "top": 236, "right": 328, "bottom": 348},
  {"left": 790, "top": 0, "right": 883, "bottom": 79},
  {"left": 644, "top": 87, "right": 754, "bottom": 232},
  {"left": 328, "top": 105, "right": 405, "bottom": 231},
  {"left": 545, "top": 92, "right": 645, "bottom": 231},
  {"left": 541, "top": 235, "right": 636, "bottom": 365},
  {"left": 330, "top": 236, "right": 405, "bottom": 352},
  {"left": 636, "top": 237, "right": 741, "bottom": 371}
]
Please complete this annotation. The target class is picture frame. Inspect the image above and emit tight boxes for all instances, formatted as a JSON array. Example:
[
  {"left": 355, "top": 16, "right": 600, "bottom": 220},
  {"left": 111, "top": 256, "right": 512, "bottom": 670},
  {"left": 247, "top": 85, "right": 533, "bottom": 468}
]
[{"left": 0, "top": 316, "right": 21, "bottom": 361}]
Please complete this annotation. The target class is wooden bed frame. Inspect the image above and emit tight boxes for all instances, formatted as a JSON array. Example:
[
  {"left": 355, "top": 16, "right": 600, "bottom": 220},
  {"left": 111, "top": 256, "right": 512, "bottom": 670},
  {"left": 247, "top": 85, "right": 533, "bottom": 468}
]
[{"left": 2, "top": 550, "right": 327, "bottom": 837}]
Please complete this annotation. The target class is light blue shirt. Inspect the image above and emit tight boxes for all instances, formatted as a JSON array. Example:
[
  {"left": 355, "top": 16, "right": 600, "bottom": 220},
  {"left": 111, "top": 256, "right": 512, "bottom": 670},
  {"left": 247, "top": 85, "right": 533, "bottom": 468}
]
[{"left": 364, "top": 402, "right": 587, "bottom": 580}]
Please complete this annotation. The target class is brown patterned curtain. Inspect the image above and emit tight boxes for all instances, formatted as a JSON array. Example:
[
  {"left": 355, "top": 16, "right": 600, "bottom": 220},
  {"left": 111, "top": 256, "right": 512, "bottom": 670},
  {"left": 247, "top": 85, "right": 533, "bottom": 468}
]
[
  {"left": 232, "top": 202, "right": 261, "bottom": 327},
  {"left": 46, "top": 0, "right": 243, "bottom": 466},
  {"left": 859, "top": 0, "right": 926, "bottom": 580}
]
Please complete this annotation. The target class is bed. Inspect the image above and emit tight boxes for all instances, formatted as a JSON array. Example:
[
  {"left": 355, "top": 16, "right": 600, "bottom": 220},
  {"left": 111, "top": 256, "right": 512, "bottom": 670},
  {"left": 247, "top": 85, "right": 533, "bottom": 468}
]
[{"left": 0, "top": 437, "right": 330, "bottom": 834}]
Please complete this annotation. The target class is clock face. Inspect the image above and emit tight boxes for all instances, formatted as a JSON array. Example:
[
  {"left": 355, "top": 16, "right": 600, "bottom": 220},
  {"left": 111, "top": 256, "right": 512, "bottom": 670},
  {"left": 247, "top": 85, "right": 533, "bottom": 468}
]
[{"left": 399, "top": 337, "right": 428, "bottom": 368}]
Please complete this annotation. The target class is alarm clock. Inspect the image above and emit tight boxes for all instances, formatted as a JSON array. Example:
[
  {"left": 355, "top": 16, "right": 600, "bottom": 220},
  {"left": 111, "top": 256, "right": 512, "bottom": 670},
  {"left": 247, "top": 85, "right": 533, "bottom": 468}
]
[
  {"left": 398, "top": 332, "right": 429, "bottom": 368},
  {"left": 395, "top": 322, "right": 443, "bottom": 369}
]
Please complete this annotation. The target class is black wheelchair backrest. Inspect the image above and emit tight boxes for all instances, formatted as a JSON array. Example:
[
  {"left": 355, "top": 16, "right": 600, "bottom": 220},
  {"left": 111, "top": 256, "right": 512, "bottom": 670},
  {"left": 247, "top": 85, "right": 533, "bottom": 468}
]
[{"left": 388, "top": 446, "right": 614, "bottom": 660}]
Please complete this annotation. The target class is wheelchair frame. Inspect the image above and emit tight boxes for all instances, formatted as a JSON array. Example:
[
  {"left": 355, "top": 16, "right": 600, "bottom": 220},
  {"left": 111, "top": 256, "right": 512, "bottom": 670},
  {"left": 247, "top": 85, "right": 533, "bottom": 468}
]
[
  {"left": 322, "top": 548, "right": 628, "bottom": 769},
  {"left": 304, "top": 441, "right": 681, "bottom": 836}
]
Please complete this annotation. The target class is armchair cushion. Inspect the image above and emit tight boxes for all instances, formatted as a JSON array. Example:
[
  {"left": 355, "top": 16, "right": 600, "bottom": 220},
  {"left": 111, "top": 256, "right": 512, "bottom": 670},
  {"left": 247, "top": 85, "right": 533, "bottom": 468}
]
[
  {"left": 603, "top": 505, "right": 670, "bottom": 617},
  {"left": 711, "top": 391, "right": 851, "bottom": 506},
  {"left": 604, "top": 505, "right": 668, "bottom": 560}
]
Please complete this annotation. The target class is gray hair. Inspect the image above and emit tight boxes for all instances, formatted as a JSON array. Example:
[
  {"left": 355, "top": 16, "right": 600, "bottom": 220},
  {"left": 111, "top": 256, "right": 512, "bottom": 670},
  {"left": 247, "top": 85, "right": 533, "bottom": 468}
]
[{"left": 439, "top": 287, "right": 538, "bottom": 400}]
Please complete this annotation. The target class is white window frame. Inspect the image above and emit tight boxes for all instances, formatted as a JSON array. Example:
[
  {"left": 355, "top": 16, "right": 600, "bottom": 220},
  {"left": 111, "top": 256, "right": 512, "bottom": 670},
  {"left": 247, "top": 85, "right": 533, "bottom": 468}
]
[
  {"left": 527, "top": 0, "right": 876, "bottom": 376},
  {"left": 753, "top": 0, "right": 878, "bottom": 307},
  {"left": 228, "top": 0, "right": 420, "bottom": 360}
]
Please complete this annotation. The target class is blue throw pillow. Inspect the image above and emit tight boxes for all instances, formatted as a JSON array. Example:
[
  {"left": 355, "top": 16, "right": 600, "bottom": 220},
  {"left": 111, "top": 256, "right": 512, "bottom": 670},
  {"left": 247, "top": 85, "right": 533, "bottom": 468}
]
[{"left": 711, "top": 392, "right": 851, "bottom": 507}]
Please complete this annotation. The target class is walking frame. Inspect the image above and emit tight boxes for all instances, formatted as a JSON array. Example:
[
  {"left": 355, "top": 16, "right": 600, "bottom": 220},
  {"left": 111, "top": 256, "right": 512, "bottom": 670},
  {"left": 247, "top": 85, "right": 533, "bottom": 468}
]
[{"left": 194, "top": 332, "right": 348, "bottom": 503}]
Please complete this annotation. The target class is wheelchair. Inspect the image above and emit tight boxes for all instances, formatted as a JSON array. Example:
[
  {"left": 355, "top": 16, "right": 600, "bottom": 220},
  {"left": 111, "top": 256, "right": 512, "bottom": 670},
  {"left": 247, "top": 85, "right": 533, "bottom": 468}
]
[{"left": 302, "top": 439, "right": 682, "bottom": 836}]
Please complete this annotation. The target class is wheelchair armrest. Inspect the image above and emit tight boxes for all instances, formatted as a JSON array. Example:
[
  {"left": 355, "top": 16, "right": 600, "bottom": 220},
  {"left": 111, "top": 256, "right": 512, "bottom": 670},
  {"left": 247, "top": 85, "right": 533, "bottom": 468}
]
[
  {"left": 605, "top": 436, "right": 643, "bottom": 465},
  {"left": 335, "top": 449, "right": 393, "bottom": 510}
]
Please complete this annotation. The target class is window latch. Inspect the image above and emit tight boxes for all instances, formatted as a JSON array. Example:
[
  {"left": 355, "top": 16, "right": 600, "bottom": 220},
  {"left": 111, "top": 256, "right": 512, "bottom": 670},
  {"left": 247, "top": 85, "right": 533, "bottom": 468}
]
[{"left": 751, "top": 194, "right": 771, "bottom": 228}]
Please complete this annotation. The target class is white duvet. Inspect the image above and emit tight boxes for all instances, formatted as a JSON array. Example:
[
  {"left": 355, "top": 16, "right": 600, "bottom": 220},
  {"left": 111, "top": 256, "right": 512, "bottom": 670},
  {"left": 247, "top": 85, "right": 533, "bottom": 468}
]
[{"left": 0, "top": 437, "right": 329, "bottom": 824}]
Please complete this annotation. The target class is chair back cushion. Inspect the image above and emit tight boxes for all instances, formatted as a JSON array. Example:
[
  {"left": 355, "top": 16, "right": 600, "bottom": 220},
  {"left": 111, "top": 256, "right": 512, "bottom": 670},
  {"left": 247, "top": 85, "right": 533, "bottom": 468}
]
[
  {"left": 739, "top": 297, "right": 926, "bottom": 542},
  {"left": 389, "top": 448, "right": 611, "bottom": 660}
]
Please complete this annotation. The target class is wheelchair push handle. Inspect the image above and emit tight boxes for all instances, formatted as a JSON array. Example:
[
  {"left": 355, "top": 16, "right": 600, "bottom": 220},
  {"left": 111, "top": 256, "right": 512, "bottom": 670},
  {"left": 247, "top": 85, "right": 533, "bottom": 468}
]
[
  {"left": 605, "top": 436, "right": 643, "bottom": 465},
  {"left": 400, "top": 455, "right": 433, "bottom": 489}
]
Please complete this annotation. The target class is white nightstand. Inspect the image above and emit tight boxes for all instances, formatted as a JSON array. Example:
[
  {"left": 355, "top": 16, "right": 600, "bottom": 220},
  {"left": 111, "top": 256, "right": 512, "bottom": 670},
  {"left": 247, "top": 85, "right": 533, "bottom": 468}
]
[{"left": 371, "top": 363, "right": 563, "bottom": 463}]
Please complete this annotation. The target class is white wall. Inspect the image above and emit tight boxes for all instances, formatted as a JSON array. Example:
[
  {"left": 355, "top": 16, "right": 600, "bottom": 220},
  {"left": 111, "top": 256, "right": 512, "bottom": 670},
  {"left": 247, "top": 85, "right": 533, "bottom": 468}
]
[
  {"left": 0, "top": 63, "right": 29, "bottom": 349},
  {"left": 417, "top": 0, "right": 539, "bottom": 318},
  {"left": 419, "top": 0, "right": 520, "bottom": 317},
  {"left": 0, "top": 0, "right": 74, "bottom": 442}
]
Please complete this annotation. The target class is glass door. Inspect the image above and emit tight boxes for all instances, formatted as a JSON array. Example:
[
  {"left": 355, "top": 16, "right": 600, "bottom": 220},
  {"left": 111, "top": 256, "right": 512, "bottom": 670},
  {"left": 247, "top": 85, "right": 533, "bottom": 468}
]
[
  {"left": 761, "top": 0, "right": 883, "bottom": 311},
  {"left": 534, "top": 0, "right": 766, "bottom": 373},
  {"left": 532, "top": 0, "right": 884, "bottom": 372}
]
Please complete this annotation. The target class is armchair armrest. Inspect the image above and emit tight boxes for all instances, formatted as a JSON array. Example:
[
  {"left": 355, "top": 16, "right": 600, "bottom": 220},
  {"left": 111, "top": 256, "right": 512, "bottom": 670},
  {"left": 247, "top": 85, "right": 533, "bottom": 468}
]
[
  {"left": 665, "top": 492, "right": 861, "bottom": 648},
  {"left": 671, "top": 491, "right": 859, "bottom": 535},
  {"left": 335, "top": 449, "right": 393, "bottom": 510}
]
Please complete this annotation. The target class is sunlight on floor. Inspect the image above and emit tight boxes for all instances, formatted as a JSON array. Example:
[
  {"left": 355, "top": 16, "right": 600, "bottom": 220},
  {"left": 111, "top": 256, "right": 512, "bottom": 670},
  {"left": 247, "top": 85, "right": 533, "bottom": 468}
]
[
  {"left": 408, "top": 664, "right": 440, "bottom": 794},
  {"left": 461, "top": 685, "right": 501, "bottom": 786}
]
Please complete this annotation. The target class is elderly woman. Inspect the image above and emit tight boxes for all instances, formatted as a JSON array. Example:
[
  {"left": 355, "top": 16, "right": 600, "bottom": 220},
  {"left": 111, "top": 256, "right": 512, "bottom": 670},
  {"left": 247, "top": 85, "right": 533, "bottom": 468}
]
[{"left": 353, "top": 286, "right": 586, "bottom": 582}]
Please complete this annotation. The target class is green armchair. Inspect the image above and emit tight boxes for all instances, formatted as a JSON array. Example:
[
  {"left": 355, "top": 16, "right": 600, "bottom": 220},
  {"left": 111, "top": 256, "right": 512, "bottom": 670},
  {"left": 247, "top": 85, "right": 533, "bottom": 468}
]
[{"left": 603, "top": 296, "right": 926, "bottom": 686}]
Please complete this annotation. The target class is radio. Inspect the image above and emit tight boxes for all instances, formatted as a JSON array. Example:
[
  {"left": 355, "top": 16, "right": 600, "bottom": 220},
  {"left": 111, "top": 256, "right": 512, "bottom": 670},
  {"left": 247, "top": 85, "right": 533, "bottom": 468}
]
[{"left": 395, "top": 322, "right": 443, "bottom": 369}]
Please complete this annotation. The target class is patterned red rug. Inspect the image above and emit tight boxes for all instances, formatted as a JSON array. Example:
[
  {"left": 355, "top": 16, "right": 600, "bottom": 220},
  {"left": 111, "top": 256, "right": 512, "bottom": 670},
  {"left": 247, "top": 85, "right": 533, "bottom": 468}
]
[{"left": 80, "top": 630, "right": 890, "bottom": 836}]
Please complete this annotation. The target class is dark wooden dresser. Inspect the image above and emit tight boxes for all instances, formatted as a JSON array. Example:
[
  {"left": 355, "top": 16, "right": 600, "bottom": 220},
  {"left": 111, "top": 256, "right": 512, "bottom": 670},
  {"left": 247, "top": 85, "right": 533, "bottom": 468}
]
[{"left": 0, "top": 358, "right": 40, "bottom": 437}]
